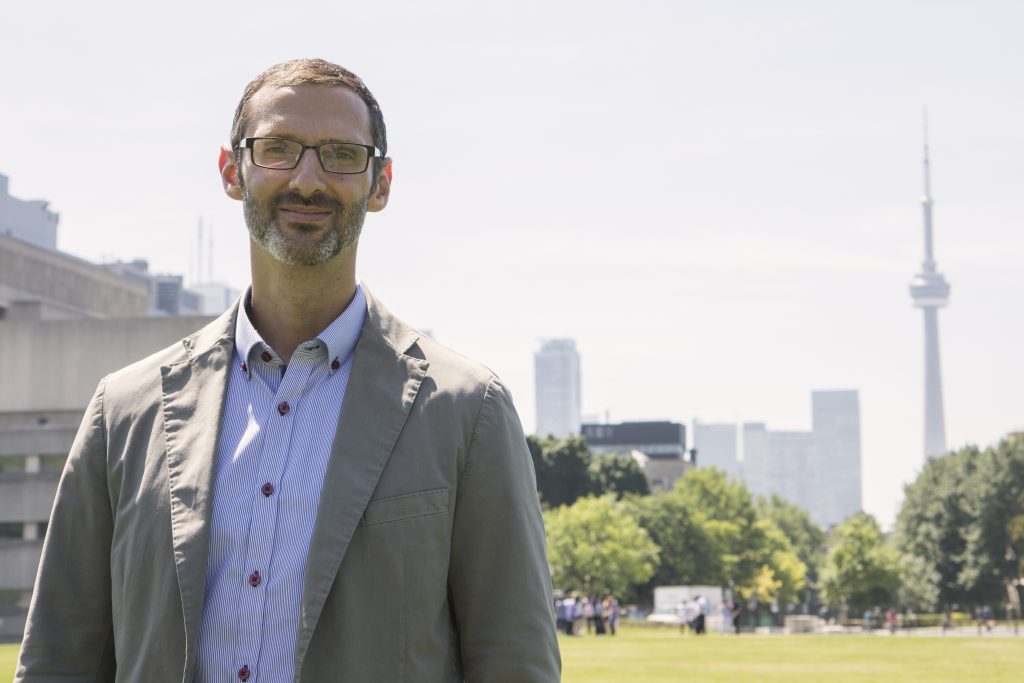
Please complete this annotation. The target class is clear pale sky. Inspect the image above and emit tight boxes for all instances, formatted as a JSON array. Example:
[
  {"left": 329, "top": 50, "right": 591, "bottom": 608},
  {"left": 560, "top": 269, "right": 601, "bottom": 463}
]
[{"left": 3, "top": 1, "right": 1022, "bottom": 529}]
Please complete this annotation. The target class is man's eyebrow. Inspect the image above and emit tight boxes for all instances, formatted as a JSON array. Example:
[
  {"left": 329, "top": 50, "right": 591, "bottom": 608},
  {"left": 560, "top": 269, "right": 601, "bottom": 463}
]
[{"left": 254, "top": 131, "right": 369, "bottom": 146}]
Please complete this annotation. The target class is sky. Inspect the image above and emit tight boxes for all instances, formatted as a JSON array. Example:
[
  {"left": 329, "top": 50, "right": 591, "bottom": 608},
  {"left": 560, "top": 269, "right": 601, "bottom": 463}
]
[{"left": 3, "top": 1, "right": 1022, "bottom": 529}]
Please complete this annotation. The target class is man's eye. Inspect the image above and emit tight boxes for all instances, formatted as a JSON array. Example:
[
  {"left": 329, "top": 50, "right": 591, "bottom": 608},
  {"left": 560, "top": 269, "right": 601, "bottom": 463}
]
[{"left": 324, "top": 147, "right": 356, "bottom": 161}]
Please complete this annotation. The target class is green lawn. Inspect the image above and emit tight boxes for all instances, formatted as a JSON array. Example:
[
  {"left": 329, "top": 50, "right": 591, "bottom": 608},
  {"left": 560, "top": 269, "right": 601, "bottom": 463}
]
[
  {"left": 3, "top": 629, "right": 1023, "bottom": 681},
  {"left": 559, "top": 628, "right": 1024, "bottom": 682}
]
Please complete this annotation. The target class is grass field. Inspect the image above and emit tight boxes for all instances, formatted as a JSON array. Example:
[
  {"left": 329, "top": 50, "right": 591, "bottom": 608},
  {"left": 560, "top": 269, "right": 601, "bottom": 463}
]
[{"left": 3, "top": 628, "right": 1023, "bottom": 681}]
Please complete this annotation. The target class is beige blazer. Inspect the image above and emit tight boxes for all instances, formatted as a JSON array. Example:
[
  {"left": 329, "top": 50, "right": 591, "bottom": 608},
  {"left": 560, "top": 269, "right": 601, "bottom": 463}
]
[{"left": 16, "top": 289, "right": 561, "bottom": 682}]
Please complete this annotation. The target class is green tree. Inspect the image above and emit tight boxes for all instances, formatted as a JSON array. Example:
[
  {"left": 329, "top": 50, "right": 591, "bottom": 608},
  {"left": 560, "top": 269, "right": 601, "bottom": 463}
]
[
  {"left": 820, "top": 512, "right": 901, "bottom": 614},
  {"left": 757, "top": 494, "right": 825, "bottom": 604},
  {"left": 649, "top": 468, "right": 807, "bottom": 608},
  {"left": 958, "top": 440, "right": 1024, "bottom": 605},
  {"left": 894, "top": 441, "right": 1024, "bottom": 609},
  {"left": 627, "top": 493, "right": 720, "bottom": 604},
  {"left": 590, "top": 453, "right": 649, "bottom": 499},
  {"left": 528, "top": 435, "right": 594, "bottom": 507},
  {"left": 544, "top": 495, "right": 659, "bottom": 596}
]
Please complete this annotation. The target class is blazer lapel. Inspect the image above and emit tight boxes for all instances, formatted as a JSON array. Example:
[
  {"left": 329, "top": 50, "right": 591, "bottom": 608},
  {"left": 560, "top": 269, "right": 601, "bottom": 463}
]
[
  {"left": 294, "top": 290, "right": 428, "bottom": 670},
  {"left": 160, "top": 307, "right": 236, "bottom": 681}
]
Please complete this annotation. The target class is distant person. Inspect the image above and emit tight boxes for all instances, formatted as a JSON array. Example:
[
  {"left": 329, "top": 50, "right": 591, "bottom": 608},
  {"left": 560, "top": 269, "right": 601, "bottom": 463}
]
[
  {"left": 721, "top": 600, "right": 734, "bottom": 633},
  {"left": 605, "top": 596, "right": 620, "bottom": 636},
  {"left": 732, "top": 600, "right": 743, "bottom": 635},
  {"left": 694, "top": 595, "right": 708, "bottom": 635},
  {"left": 15, "top": 58, "right": 560, "bottom": 682}
]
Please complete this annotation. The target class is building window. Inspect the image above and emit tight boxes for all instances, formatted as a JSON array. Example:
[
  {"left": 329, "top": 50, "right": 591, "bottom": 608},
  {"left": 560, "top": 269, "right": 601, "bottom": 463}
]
[
  {"left": 41, "top": 454, "right": 67, "bottom": 473},
  {"left": 0, "top": 456, "right": 26, "bottom": 474},
  {"left": 0, "top": 522, "right": 24, "bottom": 539}
]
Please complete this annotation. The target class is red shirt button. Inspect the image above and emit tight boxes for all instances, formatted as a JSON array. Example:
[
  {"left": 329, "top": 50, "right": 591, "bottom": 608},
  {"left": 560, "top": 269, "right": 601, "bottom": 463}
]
[
  {"left": 261, "top": 482, "right": 275, "bottom": 497},
  {"left": 238, "top": 665, "right": 251, "bottom": 681},
  {"left": 248, "top": 570, "right": 261, "bottom": 587},
  {"left": 240, "top": 362, "right": 248, "bottom": 373},
  {"left": 331, "top": 358, "right": 340, "bottom": 370},
  {"left": 278, "top": 402, "right": 290, "bottom": 416},
  {"left": 261, "top": 351, "right": 272, "bottom": 363}
]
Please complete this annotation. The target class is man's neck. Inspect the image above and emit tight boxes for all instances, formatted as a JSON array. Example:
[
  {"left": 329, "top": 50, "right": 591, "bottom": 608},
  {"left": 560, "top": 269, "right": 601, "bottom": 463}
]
[{"left": 248, "top": 244, "right": 358, "bottom": 363}]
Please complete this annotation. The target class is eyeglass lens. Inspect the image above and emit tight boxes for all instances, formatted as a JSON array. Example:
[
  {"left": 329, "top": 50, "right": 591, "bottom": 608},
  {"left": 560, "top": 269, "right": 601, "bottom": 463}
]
[{"left": 252, "top": 139, "right": 369, "bottom": 173}]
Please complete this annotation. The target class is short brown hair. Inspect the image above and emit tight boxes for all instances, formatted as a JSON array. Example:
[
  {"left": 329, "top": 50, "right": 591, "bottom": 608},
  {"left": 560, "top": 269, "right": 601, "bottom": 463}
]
[{"left": 230, "top": 58, "right": 387, "bottom": 158}]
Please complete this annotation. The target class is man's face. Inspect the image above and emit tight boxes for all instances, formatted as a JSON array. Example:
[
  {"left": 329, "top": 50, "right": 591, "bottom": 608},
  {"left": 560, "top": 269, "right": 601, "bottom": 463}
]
[{"left": 231, "top": 84, "right": 386, "bottom": 267}]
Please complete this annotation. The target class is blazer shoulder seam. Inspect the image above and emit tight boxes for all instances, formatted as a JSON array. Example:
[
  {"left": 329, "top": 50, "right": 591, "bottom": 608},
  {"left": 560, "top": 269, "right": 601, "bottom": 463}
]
[{"left": 460, "top": 374, "right": 500, "bottom": 481}]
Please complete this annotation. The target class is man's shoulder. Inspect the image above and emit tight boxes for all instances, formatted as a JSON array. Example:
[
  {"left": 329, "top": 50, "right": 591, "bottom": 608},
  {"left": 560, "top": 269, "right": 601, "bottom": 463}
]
[
  {"left": 365, "top": 290, "right": 502, "bottom": 398},
  {"left": 100, "top": 306, "right": 236, "bottom": 402},
  {"left": 412, "top": 332, "right": 497, "bottom": 392}
]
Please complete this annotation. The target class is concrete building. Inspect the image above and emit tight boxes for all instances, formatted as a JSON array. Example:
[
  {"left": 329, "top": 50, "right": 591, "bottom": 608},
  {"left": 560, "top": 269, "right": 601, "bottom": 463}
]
[
  {"left": 0, "top": 185, "right": 217, "bottom": 640},
  {"left": 534, "top": 338, "right": 581, "bottom": 438},
  {"left": 581, "top": 420, "right": 690, "bottom": 491},
  {"left": 101, "top": 260, "right": 208, "bottom": 316},
  {"left": 0, "top": 316, "right": 213, "bottom": 639},
  {"left": 0, "top": 233, "right": 149, "bottom": 321},
  {"left": 0, "top": 174, "right": 59, "bottom": 251}
]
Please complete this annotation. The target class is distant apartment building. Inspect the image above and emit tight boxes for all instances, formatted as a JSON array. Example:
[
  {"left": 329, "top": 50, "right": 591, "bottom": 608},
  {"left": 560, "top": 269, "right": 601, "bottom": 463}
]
[
  {"left": 699, "top": 390, "right": 862, "bottom": 529},
  {"left": 0, "top": 180, "right": 218, "bottom": 640},
  {"left": 581, "top": 420, "right": 690, "bottom": 491},
  {"left": 534, "top": 338, "right": 581, "bottom": 438}
]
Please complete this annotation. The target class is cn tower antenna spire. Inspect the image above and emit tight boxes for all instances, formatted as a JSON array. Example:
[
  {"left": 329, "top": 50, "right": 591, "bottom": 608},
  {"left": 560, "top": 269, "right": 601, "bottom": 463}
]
[
  {"left": 923, "top": 108, "right": 931, "bottom": 197},
  {"left": 921, "top": 108, "right": 936, "bottom": 272}
]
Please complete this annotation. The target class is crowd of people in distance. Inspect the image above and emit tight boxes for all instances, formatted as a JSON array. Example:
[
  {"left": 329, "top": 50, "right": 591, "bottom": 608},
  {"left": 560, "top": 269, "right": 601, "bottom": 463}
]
[{"left": 555, "top": 595, "right": 620, "bottom": 636}]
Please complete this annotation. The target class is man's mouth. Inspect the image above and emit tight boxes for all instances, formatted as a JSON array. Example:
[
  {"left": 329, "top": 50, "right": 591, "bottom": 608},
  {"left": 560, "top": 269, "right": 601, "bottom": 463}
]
[{"left": 278, "top": 205, "right": 333, "bottom": 222}]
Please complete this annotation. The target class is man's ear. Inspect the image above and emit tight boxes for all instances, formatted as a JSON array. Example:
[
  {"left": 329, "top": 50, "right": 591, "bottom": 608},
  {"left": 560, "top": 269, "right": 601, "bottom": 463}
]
[
  {"left": 367, "top": 158, "right": 392, "bottom": 213},
  {"left": 218, "top": 145, "right": 243, "bottom": 200}
]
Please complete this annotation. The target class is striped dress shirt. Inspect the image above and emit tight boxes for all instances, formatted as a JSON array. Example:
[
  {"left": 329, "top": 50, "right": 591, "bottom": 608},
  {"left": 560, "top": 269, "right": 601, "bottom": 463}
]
[{"left": 195, "top": 285, "right": 366, "bottom": 683}]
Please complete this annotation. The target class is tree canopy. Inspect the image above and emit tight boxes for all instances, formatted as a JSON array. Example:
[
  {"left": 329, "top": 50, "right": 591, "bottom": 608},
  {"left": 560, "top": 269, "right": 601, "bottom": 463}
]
[
  {"left": 894, "top": 438, "right": 1024, "bottom": 610},
  {"left": 820, "top": 512, "right": 901, "bottom": 614},
  {"left": 544, "top": 494, "right": 659, "bottom": 596}
]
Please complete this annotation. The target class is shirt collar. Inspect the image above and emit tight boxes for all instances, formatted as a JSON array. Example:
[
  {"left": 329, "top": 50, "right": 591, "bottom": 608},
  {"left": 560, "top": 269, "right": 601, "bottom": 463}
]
[{"left": 234, "top": 283, "right": 367, "bottom": 374}]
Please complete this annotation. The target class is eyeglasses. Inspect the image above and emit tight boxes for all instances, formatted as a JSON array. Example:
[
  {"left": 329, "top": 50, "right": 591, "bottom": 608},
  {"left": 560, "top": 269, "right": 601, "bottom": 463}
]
[{"left": 237, "top": 137, "right": 383, "bottom": 174}]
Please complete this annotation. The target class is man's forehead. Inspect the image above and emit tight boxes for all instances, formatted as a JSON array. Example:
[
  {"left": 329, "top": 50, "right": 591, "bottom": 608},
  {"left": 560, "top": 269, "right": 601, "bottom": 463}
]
[{"left": 245, "top": 83, "right": 372, "bottom": 140}]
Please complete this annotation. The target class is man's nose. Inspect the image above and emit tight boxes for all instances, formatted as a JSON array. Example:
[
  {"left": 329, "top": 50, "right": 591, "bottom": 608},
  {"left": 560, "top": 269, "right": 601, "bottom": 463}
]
[{"left": 288, "top": 147, "right": 327, "bottom": 195}]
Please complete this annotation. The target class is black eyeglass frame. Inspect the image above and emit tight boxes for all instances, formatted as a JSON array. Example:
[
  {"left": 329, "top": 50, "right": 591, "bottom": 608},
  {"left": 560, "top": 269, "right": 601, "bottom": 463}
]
[{"left": 237, "top": 137, "right": 384, "bottom": 175}]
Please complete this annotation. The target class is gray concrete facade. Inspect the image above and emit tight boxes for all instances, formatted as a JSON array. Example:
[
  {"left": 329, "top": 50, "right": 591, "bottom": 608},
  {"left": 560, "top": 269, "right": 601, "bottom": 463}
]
[
  {"left": 0, "top": 233, "right": 148, "bottom": 320},
  {"left": 0, "top": 315, "right": 214, "bottom": 640}
]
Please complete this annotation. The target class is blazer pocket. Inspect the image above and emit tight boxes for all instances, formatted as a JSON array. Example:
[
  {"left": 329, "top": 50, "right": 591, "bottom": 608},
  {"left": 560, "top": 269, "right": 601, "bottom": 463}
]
[{"left": 364, "top": 488, "right": 451, "bottom": 527}]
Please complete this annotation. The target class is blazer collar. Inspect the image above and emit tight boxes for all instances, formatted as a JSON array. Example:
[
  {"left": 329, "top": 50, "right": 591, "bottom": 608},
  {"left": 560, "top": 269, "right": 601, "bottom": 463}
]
[{"left": 160, "top": 301, "right": 238, "bottom": 681}]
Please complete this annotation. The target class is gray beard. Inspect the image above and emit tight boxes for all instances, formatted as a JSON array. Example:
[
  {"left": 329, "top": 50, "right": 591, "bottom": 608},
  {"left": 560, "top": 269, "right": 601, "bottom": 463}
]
[{"left": 243, "top": 188, "right": 369, "bottom": 266}]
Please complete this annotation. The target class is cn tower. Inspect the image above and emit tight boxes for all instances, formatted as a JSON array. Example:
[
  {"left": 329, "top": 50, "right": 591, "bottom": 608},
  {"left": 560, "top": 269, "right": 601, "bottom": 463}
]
[{"left": 909, "top": 113, "right": 951, "bottom": 460}]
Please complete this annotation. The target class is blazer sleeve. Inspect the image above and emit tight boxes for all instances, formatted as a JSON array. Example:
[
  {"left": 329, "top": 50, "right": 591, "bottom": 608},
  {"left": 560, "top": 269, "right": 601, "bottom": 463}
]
[
  {"left": 448, "top": 377, "right": 561, "bottom": 682},
  {"left": 15, "top": 380, "right": 117, "bottom": 682}
]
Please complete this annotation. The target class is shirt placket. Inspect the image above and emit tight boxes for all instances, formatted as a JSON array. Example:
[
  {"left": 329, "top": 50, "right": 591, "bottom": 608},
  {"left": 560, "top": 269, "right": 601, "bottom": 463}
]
[{"left": 234, "top": 349, "right": 319, "bottom": 681}]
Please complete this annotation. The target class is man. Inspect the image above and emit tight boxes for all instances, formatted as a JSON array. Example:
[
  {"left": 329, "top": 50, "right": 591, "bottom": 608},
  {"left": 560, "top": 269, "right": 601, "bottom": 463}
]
[{"left": 16, "top": 58, "right": 561, "bottom": 682}]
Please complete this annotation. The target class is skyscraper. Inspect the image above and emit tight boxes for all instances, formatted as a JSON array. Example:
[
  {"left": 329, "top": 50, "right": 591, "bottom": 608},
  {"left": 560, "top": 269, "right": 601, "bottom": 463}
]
[
  {"left": 811, "top": 390, "right": 862, "bottom": 526},
  {"left": 909, "top": 115, "right": 951, "bottom": 460},
  {"left": 692, "top": 420, "right": 741, "bottom": 480},
  {"left": 534, "top": 338, "right": 581, "bottom": 438}
]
